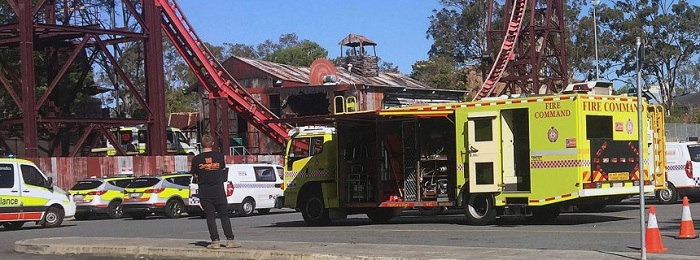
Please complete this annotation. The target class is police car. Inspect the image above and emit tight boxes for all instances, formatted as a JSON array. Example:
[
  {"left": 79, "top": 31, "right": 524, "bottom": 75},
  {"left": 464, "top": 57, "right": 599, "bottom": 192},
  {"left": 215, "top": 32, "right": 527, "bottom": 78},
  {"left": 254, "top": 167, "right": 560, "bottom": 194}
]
[
  {"left": 122, "top": 173, "right": 191, "bottom": 219},
  {"left": 69, "top": 176, "right": 133, "bottom": 219},
  {"left": 658, "top": 141, "right": 700, "bottom": 203},
  {"left": 0, "top": 157, "right": 76, "bottom": 230}
]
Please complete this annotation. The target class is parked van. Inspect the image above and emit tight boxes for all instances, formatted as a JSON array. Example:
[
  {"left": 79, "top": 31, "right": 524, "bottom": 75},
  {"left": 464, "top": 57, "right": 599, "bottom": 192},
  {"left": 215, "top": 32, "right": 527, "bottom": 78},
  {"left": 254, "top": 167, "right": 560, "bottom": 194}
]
[
  {"left": 187, "top": 164, "right": 284, "bottom": 216},
  {"left": 0, "top": 158, "right": 76, "bottom": 230},
  {"left": 658, "top": 141, "right": 700, "bottom": 203}
]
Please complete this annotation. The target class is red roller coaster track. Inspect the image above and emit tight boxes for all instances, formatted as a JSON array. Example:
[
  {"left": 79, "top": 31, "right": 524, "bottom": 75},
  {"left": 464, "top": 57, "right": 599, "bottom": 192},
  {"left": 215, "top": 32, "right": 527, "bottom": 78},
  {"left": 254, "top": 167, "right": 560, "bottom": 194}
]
[
  {"left": 157, "top": 0, "right": 290, "bottom": 146},
  {"left": 472, "top": 0, "right": 528, "bottom": 101}
]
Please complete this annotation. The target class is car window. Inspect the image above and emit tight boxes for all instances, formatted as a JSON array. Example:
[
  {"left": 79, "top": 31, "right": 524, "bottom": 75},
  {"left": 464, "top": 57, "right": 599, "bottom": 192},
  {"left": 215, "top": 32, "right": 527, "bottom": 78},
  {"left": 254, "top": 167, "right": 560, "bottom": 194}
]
[
  {"left": 254, "top": 167, "right": 276, "bottom": 182},
  {"left": 0, "top": 164, "right": 14, "bottom": 188},
  {"left": 126, "top": 177, "right": 160, "bottom": 188},
  {"left": 20, "top": 165, "right": 48, "bottom": 187},
  {"left": 687, "top": 145, "right": 700, "bottom": 162},
  {"left": 173, "top": 176, "right": 191, "bottom": 186},
  {"left": 276, "top": 166, "right": 284, "bottom": 180},
  {"left": 109, "top": 179, "right": 133, "bottom": 188},
  {"left": 71, "top": 180, "right": 103, "bottom": 190}
]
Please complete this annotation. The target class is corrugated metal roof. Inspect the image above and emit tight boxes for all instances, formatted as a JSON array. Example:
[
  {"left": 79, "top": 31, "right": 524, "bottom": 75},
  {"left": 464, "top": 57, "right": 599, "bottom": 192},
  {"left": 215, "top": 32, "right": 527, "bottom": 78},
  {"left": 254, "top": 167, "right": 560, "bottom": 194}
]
[{"left": 234, "top": 56, "right": 438, "bottom": 90}]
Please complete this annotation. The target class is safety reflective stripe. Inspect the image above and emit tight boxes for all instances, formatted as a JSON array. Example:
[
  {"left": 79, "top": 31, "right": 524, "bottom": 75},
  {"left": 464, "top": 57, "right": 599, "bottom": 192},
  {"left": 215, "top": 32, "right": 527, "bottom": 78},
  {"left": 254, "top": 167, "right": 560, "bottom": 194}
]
[{"left": 528, "top": 192, "right": 577, "bottom": 204}]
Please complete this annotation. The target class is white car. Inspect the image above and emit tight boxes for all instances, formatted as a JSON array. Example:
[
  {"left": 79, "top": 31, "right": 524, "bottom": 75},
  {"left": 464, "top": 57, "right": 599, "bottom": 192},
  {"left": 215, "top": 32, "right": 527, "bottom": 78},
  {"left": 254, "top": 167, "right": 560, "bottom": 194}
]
[
  {"left": 657, "top": 141, "right": 700, "bottom": 203},
  {"left": 187, "top": 164, "right": 284, "bottom": 216}
]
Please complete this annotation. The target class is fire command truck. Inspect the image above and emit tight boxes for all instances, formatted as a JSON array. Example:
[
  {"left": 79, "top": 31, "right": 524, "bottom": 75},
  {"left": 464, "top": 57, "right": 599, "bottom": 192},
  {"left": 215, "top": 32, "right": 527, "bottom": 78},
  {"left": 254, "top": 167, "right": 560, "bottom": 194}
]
[{"left": 276, "top": 84, "right": 667, "bottom": 226}]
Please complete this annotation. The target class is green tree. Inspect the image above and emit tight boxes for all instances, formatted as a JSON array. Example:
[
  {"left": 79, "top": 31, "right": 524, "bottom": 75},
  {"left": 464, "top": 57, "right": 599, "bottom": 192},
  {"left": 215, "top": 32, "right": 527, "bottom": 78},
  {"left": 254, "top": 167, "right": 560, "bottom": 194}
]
[
  {"left": 600, "top": 0, "right": 700, "bottom": 107},
  {"left": 263, "top": 40, "right": 328, "bottom": 67},
  {"left": 410, "top": 57, "right": 466, "bottom": 90}
]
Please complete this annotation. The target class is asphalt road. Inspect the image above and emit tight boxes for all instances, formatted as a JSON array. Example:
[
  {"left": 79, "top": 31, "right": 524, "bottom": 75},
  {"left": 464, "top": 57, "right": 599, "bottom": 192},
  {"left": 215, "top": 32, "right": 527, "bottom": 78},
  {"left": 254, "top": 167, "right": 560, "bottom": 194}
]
[{"left": 3, "top": 199, "right": 700, "bottom": 259}]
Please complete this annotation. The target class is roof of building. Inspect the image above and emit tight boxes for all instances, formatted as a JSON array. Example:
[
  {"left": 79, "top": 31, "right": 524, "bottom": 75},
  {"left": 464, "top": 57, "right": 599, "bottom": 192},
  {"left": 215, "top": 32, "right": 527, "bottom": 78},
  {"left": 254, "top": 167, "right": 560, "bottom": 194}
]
[
  {"left": 233, "top": 56, "right": 449, "bottom": 91},
  {"left": 674, "top": 92, "right": 700, "bottom": 106}
]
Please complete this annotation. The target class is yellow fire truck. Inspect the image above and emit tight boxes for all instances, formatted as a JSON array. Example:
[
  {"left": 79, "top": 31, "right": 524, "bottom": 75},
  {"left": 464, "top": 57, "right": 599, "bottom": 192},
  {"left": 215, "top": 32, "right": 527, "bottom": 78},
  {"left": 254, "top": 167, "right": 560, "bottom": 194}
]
[{"left": 278, "top": 90, "right": 666, "bottom": 226}]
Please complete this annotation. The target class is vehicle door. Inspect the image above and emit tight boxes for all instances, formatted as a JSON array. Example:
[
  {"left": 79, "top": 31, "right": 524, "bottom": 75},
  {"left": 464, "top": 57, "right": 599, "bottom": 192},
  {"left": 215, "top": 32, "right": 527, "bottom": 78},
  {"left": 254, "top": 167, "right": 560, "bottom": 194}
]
[
  {"left": 0, "top": 162, "right": 21, "bottom": 221},
  {"left": 466, "top": 111, "right": 502, "bottom": 193},
  {"left": 254, "top": 166, "right": 278, "bottom": 208},
  {"left": 18, "top": 163, "right": 53, "bottom": 221}
]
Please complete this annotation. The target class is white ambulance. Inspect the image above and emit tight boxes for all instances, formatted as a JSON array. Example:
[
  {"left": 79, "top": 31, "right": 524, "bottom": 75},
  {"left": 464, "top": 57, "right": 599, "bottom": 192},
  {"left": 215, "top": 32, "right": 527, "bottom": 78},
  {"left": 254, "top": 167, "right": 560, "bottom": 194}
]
[
  {"left": 658, "top": 141, "right": 700, "bottom": 203},
  {"left": 187, "top": 163, "right": 284, "bottom": 216},
  {"left": 0, "top": 158, "right": 76, "bottom": 230}
]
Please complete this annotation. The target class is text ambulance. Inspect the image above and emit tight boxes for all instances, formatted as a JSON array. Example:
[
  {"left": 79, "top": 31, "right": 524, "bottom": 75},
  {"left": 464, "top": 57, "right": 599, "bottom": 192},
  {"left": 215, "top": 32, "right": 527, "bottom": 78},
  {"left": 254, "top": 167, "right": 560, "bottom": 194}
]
[{"left": 278, "top": 92, "right": 666, "bottom": 226}]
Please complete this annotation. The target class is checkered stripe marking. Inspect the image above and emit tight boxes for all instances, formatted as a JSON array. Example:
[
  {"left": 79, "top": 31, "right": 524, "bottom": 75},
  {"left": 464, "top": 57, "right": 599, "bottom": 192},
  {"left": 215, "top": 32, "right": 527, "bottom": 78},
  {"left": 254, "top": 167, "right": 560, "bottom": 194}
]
[
  {"left": 695, "top": 177, "right": 700, "bottom": 186},
  {"left": 531, "top": 160, "right": 590, "bottom": 169},
  {"left": 667, "top": 165, "right": 685, "bottom": 171},
  {"left": 234, "top": 183, "right": 277, "bottom": 189},
  {"left": 286, "top": 170, "right": 329, "bottom": 178}
]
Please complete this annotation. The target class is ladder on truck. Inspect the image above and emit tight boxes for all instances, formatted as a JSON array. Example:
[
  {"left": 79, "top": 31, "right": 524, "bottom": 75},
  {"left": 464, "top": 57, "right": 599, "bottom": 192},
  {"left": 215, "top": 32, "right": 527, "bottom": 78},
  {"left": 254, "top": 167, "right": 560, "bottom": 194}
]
[
  {"left": 157, "top": 0, "right": 290, "bottom": 146},
  {"left": 472, "top": 0, "right": 528, "bottom": 101}
]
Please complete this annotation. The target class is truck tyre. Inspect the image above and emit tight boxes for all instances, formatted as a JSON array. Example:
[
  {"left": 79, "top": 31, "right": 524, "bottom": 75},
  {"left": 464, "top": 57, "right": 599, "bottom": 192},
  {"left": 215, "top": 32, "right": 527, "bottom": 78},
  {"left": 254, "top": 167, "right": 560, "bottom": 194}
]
[
  {"left": 528, "top": 205, "right": 560, "bottom": 222},
  {"left": 164, "top": 199, "right": 184, "bottom": 218},
  {"left": 656, "top": 183, "right": 677, "bottom": 204},
  {"left": 41, "top": 206, "right": 64, "bottom": 228},
  {"left": 238, "top": 198, "right": 256, "bottom": 216},
  {"left": 106, "top": 200, "right": 123, "bottom": 219},
  {"left": 417, "top": 206, "right": 444, "bottom": 216},
  {"left": 367, "top": 208, "right": 402, "bottom": 223},
  {"left": 464, "top": 193, "right": 497, "bottom": 225},
  {"left": 2, "top": 221, "right": 25, "bottom": 230},
  {"left": 301, "top": 194, "right": 330, "bottom": 226}
]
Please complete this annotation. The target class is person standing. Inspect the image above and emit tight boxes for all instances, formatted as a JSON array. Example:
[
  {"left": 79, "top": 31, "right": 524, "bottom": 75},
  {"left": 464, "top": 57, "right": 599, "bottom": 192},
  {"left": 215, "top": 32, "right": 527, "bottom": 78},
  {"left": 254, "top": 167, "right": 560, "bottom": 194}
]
[{"left": 190, "top": 134, "right": 241, "bottom": 249}]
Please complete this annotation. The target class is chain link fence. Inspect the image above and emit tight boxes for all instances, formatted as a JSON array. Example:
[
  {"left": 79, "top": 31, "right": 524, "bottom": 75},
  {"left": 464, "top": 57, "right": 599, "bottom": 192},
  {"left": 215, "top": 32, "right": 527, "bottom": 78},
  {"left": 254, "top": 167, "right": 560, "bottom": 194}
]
[{"left": 665, "top": 123, "right": 700, "bottom": 142}]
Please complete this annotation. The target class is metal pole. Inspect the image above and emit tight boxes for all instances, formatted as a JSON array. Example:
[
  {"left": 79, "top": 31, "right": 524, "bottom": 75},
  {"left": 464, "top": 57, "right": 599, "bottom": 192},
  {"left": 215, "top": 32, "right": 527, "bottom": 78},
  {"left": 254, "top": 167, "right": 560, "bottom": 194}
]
[
  {"left": 592, "top": 0, "right": 600, "bottom": 80},
  {"left": 636, "top": 37, "right": 647, "bottom": 260}
]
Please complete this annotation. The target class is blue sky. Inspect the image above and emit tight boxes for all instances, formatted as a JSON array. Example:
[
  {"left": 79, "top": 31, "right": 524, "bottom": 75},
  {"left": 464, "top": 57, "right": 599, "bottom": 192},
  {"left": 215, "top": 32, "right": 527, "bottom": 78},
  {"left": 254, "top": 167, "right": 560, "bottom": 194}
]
[{"left": 176, "top": 1, "right": 443, "bottom": 74}]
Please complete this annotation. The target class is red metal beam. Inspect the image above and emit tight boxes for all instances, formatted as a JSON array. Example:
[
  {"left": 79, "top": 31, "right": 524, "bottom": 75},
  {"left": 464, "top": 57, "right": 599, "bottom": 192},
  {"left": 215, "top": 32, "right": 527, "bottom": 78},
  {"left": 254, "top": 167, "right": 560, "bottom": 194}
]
[
  {"left": 93, "top": 37, "right": 154, "bottom": 118},
  {"left": 31, "top": 0, "right": 47, "bottom": 17},
  {"left": 0, "top": 64, "right": 21, "bottom": 108},
  {"left": 122, "top": 0, "right": 148, "bottom": 33},
  {"left": 7, "top": 0, "right": 19, "bottom": 15},
  {"left": 19, "top": 0, "right": 38, "bottom": 157},
  {"left": 144, "top": 0, "right": 167, "bottom": 155},
  {"left": 36, "top": 35, "right": 89, "bottom": 110},
  {"left": 35, "top": 24, "right": 147, "bottom": 39},
  {"left": 69, "top": 124, "right": 95, "bottom": 157},
  {"left": 96, "top": 124, "right": 126, "bottom": 156}
]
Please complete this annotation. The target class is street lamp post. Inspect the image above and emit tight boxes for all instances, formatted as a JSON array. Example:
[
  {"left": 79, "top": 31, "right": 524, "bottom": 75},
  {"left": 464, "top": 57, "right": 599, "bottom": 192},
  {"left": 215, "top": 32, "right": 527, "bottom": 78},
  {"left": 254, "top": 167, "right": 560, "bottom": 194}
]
[{"left": 592, "top": 0, "right": 600, "bottom": 80}]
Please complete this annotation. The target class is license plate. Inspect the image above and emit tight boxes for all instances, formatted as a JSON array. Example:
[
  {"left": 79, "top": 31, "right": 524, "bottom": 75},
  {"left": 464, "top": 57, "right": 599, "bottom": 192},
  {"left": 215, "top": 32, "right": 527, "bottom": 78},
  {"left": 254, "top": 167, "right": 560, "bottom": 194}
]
[
  {"left": 608, "top": 172, "right": 630, "bottom": 181},
  {"left": 129, "top": 193, "right": 142, "bottom": 199},
  {"left": 73, "top": 195, "right": 84, "bottom": 202},
  {"left": 611, "top": 182, "right": 624, "bottom": 188}
]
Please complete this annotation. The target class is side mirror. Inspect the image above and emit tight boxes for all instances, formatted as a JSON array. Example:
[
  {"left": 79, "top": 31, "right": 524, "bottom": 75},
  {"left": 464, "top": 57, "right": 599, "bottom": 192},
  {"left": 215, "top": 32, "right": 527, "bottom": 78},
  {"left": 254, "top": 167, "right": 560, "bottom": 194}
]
[{"left": 45, "top": 177, "right": 54, "bottom": 189}]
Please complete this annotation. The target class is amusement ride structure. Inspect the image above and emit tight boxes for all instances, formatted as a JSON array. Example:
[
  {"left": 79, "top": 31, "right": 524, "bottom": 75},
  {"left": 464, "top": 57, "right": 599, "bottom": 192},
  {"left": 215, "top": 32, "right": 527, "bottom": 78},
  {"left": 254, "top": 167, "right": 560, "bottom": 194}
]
[{"left": 0, "top": 0, "right": 568, "bottom": 157}]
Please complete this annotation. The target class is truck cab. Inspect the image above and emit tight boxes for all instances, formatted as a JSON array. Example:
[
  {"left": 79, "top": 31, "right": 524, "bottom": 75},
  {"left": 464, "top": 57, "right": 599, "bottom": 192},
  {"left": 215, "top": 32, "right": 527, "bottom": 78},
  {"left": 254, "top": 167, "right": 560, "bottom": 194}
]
[{"left": 92, "top": 126, "right": 198, "bottom": 156}]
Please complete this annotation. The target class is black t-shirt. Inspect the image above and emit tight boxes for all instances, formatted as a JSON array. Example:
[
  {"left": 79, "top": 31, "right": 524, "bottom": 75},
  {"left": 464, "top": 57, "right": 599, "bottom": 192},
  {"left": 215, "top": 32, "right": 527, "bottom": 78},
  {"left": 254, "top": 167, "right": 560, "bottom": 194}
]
[{"left": 190, "top": 151, "right": 226, "bottom": 199}]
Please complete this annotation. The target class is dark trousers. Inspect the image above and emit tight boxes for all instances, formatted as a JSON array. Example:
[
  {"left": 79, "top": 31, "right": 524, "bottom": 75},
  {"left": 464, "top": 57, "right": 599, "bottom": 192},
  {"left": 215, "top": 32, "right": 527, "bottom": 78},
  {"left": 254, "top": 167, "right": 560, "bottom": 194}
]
[{"left": 200, "top": 197, "right": 234, "bottom": 241}]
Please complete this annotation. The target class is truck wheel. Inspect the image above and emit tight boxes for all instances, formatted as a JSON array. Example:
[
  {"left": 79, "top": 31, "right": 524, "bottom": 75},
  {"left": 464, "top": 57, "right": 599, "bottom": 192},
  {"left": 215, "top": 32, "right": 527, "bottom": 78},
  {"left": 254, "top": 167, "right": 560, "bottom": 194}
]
[
  {"left": 238, "top": 198, "right": 256, "bottom": 216},
  {"left": 301, "top": 195, "right": 330, "bottom": 226},
  {"left": 106, "top": 200, "right": 123, "bottom": 219},
  {"left": 41, "top": 207, "right": 64, "bottom": 228},
  {"left": 367, "top": 208, "right": 402, "bottom": 223},
  {"left": 464, "top": 193, "right": 497, "bottom": 225},
  {"left": 164, "top": 199, "right": 184, "bottom": 218},
  {"left": 417, "top": 206, "right": 444, "bottom": 216},
  {"left": 528, "top": 206, "right": 560, "bottom": 221},
  {"left": 2, "top": 221, "right": 25, "bottom": 230},
  {"left": 656, "top": 183, "right": 678, "bottom": 204},
  {"left": 257, "top": 208, "right": 271, "bottom": 215}
]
